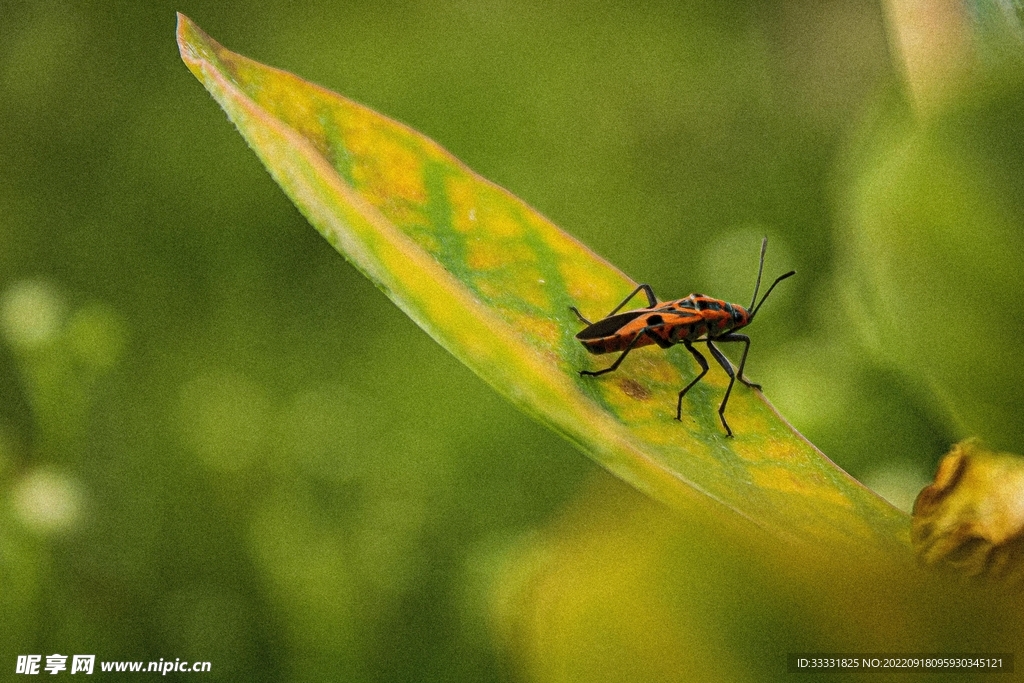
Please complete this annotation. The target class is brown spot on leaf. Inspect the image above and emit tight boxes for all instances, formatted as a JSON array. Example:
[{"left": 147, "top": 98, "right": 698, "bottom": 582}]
[{"left": 618, "top": 378, "right": 651, "bottom": 401}]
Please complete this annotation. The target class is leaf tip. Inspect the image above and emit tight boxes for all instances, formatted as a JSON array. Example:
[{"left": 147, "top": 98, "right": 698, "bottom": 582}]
[{"left": 175, "top": 13, "right": 219, "bottom": 74}]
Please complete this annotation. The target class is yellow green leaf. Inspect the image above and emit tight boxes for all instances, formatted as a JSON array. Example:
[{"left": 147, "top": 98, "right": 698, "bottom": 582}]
[{"left": 176, "top": 14, "right": 907, "bottom": 553}]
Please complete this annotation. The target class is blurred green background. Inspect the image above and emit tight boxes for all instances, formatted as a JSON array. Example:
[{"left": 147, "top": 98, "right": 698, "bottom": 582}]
[{"left": 3, "top": 0, "right": 1009, "bottom": 680}]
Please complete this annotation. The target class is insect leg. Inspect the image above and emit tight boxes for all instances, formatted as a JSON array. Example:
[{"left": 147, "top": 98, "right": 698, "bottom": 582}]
[
  {"left": 676, "top": 341, "right": 710, "bottom": 422},
  {"left": 714, "top": 333, "right": 759, "bottom": 389},
  {"left": 571, "top": 285, "right": 657, "bottom": 328},
  {"left": 604, "top": 284, "right": 658, "bottom": 317},
  {"left": 708, "top": 333, "right": 757, "bottom": 437},
  {"left": 705, "top": 340, "right": 738, "bottom": 436},
  {"left": 579, "top": 325, "right": 660, "bottom": 377},
  {"left": 705, "top": 340, "right": 734, "bottom": 381},
  {"left": 568, "top": 306, "right": 593, "bottom": 325}
]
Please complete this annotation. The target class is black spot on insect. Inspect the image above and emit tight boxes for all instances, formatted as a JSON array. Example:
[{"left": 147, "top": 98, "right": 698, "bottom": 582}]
[{"left": 646, "top": 314, "right": 664, "bottom": 326}]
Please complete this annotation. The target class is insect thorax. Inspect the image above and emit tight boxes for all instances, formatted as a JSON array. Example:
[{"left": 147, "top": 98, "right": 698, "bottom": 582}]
[{"left": 666, "top": 296, "right": 750, "bottom": 340}]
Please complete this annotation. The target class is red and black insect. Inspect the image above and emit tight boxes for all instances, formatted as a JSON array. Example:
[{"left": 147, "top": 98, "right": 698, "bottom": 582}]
[{"left": 570, "top": 237, "right": 794, "bottom": 437}]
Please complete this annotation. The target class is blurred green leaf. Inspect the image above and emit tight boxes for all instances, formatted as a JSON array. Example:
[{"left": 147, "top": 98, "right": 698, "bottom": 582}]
[
  {"left": 846, "top": 77, "right": 1024, "bottom": 455},
  {"left": 968, "top": 0, "right": 1024, "bottom": 64},
  {"left": 177, "top": 14, "right": 906, "bottom": 552},
  {"left": 0, "top": 340, "right": 33, "bottom": 467}
]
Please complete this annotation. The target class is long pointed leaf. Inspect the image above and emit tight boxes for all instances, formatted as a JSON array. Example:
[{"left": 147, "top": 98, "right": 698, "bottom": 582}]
[{"left": 177, "top": 14, "right": 907, "bottom": 552}]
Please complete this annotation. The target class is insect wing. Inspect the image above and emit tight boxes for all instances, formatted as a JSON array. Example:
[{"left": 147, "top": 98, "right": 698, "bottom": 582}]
[{"left": 575, "top": 309, "right": 648, "bottom": 340}]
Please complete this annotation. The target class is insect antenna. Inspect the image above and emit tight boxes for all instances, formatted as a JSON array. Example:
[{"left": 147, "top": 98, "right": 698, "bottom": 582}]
[
  {"left": 751, "top": 271, "right": 795, "bottom": 318},
  {"left": 748, "top": 237, "right": 769, "bottom": 311},
  {"left": 748, "top": 237, "right": 795, "bottom": 320}
]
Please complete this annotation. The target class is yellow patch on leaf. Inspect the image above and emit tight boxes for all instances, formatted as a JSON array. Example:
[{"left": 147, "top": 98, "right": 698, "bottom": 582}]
[
  {"left": 446, "top": 177, "right": 523, "bottom": 239},
  {"left": 506, "top": 312, "right": 562, "bottom": 350},
  {"left": 346, "top": 127, "right": 427, "bottom": 223},
  {"left": 749, "top": 463, "right": 852, "bottom": 509},
  {"left": 465, "top": 239, "right": 536, "bottom": 272}
]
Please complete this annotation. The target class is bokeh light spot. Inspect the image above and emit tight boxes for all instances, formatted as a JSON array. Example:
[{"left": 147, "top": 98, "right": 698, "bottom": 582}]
[
  {"left": 11, "top": 468, "right": 83, "bottom": 533},
  {"left": 0, "top": 279, "right": 64, "bottom": 349}
]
